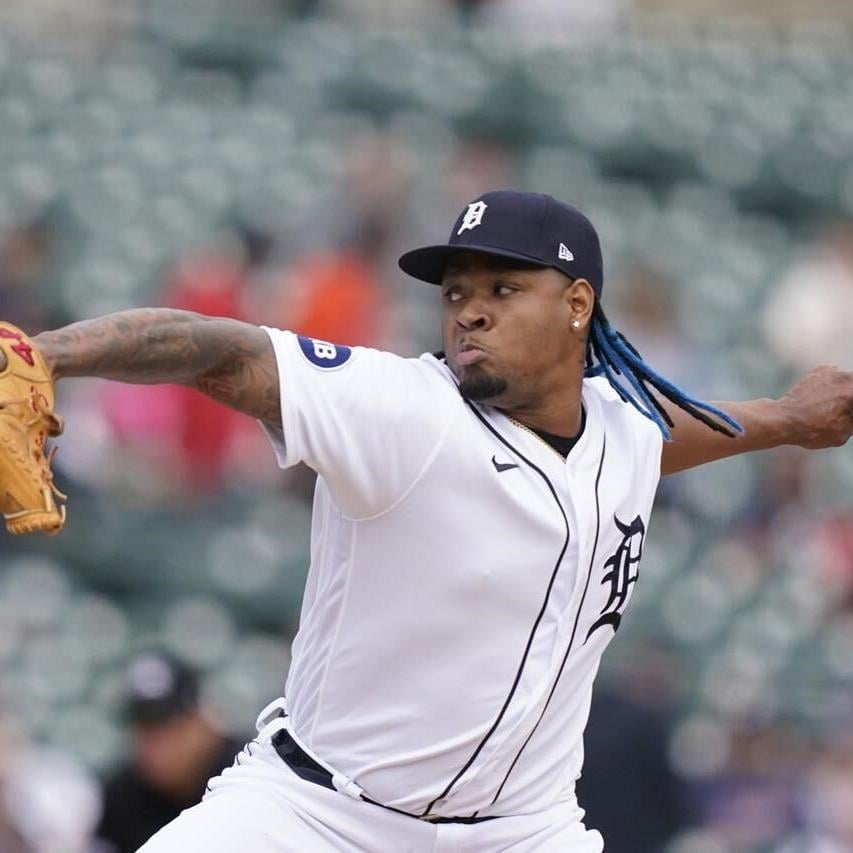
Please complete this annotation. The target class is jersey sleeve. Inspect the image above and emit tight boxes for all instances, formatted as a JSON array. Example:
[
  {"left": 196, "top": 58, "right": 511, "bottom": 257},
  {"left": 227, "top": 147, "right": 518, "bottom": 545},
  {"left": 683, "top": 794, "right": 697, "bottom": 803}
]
[{"left": 260, "top": 328, "right": 455, "bottom": 519}]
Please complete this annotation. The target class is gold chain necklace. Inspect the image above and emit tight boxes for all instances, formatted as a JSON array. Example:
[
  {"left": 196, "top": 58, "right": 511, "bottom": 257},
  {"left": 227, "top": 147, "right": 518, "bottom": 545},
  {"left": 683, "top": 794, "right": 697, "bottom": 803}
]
[{"left": 507, "top": 416, "right": 567, "bottom": 463}]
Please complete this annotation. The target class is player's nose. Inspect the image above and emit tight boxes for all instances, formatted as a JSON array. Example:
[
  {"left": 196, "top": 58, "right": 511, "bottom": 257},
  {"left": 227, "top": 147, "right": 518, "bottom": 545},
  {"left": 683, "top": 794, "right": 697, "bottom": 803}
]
[{"left": 456, "top": 296, "right": 493, "bottom": 331}]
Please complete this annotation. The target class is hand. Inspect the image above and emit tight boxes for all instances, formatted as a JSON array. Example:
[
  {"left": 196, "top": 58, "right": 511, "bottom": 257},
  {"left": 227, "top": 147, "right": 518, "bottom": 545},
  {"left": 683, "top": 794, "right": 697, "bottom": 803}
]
[{"left": 779, "top": 365, "right": 853, "bottom": 449}]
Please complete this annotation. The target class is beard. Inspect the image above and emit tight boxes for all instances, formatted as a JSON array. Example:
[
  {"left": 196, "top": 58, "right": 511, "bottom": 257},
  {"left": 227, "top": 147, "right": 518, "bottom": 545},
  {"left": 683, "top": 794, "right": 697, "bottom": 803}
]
[{"left": 458, "top": 369, "right": 508, "bottom": 401}]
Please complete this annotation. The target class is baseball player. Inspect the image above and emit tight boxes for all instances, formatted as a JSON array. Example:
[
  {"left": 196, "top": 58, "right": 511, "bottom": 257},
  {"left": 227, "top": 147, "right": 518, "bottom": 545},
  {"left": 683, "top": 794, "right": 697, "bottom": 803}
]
[{"left": 2, "top": 191, "right": 852, "bottom": 852}]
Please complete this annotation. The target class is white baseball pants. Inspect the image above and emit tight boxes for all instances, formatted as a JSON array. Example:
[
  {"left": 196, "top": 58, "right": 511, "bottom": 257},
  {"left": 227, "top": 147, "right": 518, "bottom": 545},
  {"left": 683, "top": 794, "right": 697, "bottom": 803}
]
[{"left": 137, "top": 705, "right": 604, "bottom": 853}]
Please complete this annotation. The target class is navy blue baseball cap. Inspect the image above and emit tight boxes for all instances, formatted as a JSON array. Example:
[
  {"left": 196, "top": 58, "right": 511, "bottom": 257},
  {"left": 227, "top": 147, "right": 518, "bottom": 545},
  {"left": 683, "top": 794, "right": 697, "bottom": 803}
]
[
  {"left": 398, "top": 190, "right": 604, "bottom": 296},
  {"left": 122, "top": 651, "right": 200, "bottom": 724}
]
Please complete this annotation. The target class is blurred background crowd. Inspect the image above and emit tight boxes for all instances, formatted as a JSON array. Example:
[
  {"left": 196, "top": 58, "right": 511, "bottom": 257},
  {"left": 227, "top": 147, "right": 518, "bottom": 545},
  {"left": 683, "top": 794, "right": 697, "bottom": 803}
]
[{"left": 0, "top": 0, "right": 852, "bottom": 851}]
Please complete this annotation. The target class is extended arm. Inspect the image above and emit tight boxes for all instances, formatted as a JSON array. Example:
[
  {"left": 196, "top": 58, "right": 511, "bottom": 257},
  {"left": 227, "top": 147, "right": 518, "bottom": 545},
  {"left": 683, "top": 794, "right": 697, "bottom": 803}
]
[
  {"left": 661, "top": 366, "right": 853, "bottom": 475},
  {"left": 29, "top": 309, "right": 281, "bottom": 427}
]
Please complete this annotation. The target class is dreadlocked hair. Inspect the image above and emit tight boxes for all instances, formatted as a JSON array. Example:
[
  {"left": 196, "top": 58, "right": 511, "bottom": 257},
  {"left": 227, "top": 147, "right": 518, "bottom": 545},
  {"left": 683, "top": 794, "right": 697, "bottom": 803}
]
[{"left": 585, "top": 303, "right": 743, "bottom": 441}]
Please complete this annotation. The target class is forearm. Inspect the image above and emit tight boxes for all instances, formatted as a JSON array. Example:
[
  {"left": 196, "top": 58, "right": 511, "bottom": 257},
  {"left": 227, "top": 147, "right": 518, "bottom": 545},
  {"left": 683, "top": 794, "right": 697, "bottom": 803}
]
[
  {"left": 34, "top": 309, "right": 228, "bottom": 385},
  {"left": 30, "top": 309, "right": 282, "bottom": 425},
  {"left": 661, "top": 366, "right": 853, "bottom": 475},
  {"left": 661, "top": 397, "right": 788, "bottom": 475}
]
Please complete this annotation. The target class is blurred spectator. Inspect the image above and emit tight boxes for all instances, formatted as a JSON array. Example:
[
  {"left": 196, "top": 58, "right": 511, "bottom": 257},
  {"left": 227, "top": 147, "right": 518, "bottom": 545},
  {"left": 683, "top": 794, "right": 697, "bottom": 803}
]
[
  {"left": 787, "top": 727, "right": 853, "bottom": 851},
  {"left": 579, "top": 687, "right": 691, "bottom": 852},
  {"left": 157, "top": 233, "right": 254, "bottom": 489},
  {"left": 324, "top": 0, "right": 453, "bottom": 26},
  {"left": 762, "top": 223, "right": 853, "bottom": 374},
  {"left": 608, "top": 264, "right": 694, "bottom": 387},
  {"left": 578, "top": 646, "right": 691, "bottom": 852},
  {"left": 0, "top": 0, "right": 134, "bottom": 55},
  {"left": 817, "top": 515, "right": 853, "bottom": 605},
  {"left": 270, "top": 236, "right": 388, "bottom": 347},
  {"left": 0, "top": 716, "right": 34, "bottom": 853},
  {"left": 0, "top": 809, "right": 29, "bottom": 853},
  {"left": 453, "top": 0, "right": 494, "bottom": 22},
  {"left": 696, "top": 721, "right": 804, "bottom": 850},
  {"left": 744, "top": 449, "right": 810, "bottom": 533},
  {"left": 266, "top": 134, "right": 405, "bottom": 350},
  {"left": 776, "top": 832, "right": 851, "bottom": 852},
  {"left": 608, "top": 264, "right": 706, "bottom": 511},
  {"left": 0, "top": 216, "right": 57, "bottom": 334},
  {"left": 288, "top": 0, "right": 322, "bottom": 15},
  {"left": 95, "top": 652, "right": 240, "bottom": 853},
  {"left": 0, "top": 715, "right": 100, "bottom": 853},
  {"left": 473, "top": 0, "right": 629, "bottom": 36},
  {"left": 263, "top": 213, "right": 396, "bottom": 500},
  {"left": 98, "top": 230, "right": 270, "bottom": 499},
  {"left": 445, "top": 138, "right": 515, "bottom": 214}
]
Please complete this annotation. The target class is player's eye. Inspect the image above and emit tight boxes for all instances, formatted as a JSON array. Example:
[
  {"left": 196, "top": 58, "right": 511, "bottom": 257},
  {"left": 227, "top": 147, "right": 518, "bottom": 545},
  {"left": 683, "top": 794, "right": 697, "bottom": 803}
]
[
  {"left": 495, "top": 284, "right": 516, "bottom": 296},
  {"left": 443, "top": 288, "right": 463, "bottom": 303}
]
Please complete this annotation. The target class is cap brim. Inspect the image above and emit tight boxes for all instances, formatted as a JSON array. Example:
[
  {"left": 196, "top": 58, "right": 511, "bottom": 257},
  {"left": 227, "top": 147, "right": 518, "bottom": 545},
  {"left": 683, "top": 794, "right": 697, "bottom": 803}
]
[{"left": 398, "top": 244, "right": 550, "bottom": 285}]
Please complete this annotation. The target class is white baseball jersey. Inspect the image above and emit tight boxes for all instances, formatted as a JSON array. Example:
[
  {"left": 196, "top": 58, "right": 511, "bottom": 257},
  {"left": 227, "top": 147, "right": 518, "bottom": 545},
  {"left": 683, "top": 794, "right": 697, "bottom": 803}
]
[{"left": 261, "top": 328, "right": 662, "bottom": 821}]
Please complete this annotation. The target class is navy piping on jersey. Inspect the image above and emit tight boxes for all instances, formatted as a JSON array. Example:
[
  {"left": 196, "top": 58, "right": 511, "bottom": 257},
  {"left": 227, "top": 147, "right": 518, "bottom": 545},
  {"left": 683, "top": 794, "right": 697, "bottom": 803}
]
[
  {"left": 486, "top": 436, "right": 607, "bottom": 808},
  {"left": 421, "top": 401, "right": 573, "bottom": 818}
]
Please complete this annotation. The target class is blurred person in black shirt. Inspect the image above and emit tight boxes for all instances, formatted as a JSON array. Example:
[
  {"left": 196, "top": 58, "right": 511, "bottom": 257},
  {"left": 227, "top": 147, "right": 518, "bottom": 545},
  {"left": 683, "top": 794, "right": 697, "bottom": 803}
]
[
  {"left": 95, "top": 652, "right": 240, "bottom": 853},
  {"left": 577, "top": 645, "right": 691, "bottom": 853},
  {"left": 0, "top": 215, "right": 61, "bottom": 333}
]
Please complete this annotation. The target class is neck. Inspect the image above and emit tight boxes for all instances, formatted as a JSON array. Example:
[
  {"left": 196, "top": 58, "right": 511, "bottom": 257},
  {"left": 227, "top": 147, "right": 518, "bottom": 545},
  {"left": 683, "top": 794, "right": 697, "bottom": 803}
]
[{"left": 499, "top": 394, "right": 584, "bottom": 438}]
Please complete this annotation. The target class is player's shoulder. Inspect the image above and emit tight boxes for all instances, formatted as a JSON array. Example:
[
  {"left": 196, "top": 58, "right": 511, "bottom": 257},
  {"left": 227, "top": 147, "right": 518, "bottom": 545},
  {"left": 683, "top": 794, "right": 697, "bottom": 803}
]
[
  {"left": 266, "top": 328, "right": 461, "bottom": 400},
  {"left": 384, "top": 348, "right": 464, "bottom": 406},
  {"left": 414, "top": 350, "right": 460, "bottom": 387},
  {"left": 357, "top": 345, "right": 461, "bottom": 398},
  {"left": 582, "top": 374, "right": 626, "bottom": 411},
  {"left": 335, "top": 339, "right": 459, "bottom": 393},
  {"left": 583, "top": 374, "right": 663, "bottom": 449}
]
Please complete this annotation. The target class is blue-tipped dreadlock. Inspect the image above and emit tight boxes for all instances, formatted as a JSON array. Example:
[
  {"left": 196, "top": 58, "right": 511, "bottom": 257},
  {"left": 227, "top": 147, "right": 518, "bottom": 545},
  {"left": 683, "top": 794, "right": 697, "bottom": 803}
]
[{"left": 585, "top": 304, "right": 744, "bottom": 441}]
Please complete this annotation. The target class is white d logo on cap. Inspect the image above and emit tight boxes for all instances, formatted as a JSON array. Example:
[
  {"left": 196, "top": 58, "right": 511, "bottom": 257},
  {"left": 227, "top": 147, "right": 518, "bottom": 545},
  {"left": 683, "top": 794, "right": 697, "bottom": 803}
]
[{"left": 457, "top": 201, "right": 488, "bottom": 235}]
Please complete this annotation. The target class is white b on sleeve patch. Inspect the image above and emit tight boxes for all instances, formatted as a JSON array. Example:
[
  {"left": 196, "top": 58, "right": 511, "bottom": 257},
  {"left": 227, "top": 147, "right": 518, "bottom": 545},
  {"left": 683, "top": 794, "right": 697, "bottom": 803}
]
[{"left": 297, "top": 336, "right": 352, "bottom": 369}]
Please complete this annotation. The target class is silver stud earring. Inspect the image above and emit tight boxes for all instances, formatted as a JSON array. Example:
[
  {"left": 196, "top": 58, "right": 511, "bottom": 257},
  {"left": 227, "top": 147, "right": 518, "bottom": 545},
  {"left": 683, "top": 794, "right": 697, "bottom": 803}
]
[{"left": 572, "top": 320, "right": 581, "bottom": 329}]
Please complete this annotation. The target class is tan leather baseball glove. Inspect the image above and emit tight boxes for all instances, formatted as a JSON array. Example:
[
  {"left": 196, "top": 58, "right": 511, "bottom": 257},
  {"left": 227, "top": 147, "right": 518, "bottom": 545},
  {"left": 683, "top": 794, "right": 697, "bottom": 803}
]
[{"left": 0, "top": 322, "right": 66, "bottom": 534}]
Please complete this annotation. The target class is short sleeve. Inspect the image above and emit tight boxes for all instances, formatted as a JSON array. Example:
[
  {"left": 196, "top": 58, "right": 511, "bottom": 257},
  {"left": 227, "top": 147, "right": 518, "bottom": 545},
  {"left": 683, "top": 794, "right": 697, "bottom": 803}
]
[{"left": 261, "top": 328, "right": 455, "bottom": 519}]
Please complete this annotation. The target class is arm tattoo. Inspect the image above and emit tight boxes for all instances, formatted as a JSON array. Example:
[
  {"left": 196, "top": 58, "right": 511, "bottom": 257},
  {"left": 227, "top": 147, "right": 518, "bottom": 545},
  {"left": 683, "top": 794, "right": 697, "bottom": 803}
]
[{"left": 33, "top": 309, "right": 282, "bottom": 427}]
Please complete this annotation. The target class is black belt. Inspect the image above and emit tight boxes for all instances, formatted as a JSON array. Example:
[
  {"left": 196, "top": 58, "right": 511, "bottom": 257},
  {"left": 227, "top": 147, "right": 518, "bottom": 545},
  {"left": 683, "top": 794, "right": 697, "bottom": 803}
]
[{"left": 271, "top": 729, "right": 498, "bottom": 825}]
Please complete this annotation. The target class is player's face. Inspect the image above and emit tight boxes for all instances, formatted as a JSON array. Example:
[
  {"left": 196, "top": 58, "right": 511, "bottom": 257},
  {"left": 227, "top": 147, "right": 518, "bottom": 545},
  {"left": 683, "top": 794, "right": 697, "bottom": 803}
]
[{"left": 440, "top": 252, "right": 590, "bottom": 411}]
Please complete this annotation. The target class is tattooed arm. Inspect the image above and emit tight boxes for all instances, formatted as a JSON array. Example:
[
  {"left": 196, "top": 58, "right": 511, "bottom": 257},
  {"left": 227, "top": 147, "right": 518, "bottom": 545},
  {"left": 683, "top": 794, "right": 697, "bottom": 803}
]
[{"left": 29, "top": 309, "right": 282, "bottom": 428}]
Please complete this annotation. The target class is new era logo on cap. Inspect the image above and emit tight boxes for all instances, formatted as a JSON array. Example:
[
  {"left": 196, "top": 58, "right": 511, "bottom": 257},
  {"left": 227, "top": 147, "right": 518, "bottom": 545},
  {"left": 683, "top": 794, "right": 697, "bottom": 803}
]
[{"left": 397, "top": 190, "right": 604, "bottom": 296}]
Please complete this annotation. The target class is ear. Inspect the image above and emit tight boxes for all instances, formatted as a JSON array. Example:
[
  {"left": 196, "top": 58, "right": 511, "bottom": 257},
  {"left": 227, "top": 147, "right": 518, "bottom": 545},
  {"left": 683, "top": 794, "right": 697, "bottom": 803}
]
[{"left": 565, "top": 278, "right": 596, "bottom": 331}]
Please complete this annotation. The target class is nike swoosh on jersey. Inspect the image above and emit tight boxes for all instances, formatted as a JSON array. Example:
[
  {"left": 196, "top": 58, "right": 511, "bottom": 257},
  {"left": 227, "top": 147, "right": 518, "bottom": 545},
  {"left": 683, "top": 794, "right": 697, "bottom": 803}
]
[{"left": 491, "top": 455, "right": 519, "bottom": 473}]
